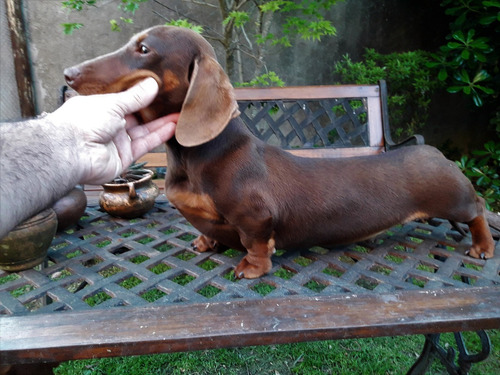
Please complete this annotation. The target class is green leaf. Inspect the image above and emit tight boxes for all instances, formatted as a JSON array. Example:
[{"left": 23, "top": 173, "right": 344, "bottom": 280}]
[
  {"left": 473, "top": 70, "right": 490, "bottom": 82},
  {"left": 479, "top": 14, "right": 497, "bottom": 25},
  {"left": 475, "top": 85, "right": 494, "bottom": 94},
  {"left": 438, "top": 69, "right": 448, "bottom": 81},
  {"left": 456, "top": 69, "right": 471, "bottom": 82},
  {"left": 483, "top": 1, "right": 500, "bottom": 8},
  {"left": 472, "top": 92, "right": 483, "bottom": 106},
  {"left": 452, "top": 31, "right": 466, "bottom": 43},
  {"left": 447, "top": 86, "right": 463, "bottom": 93},
  {"left": 447, "top": 41, "right": 462, "bottom": 49},
  {"left": 110, "top": 19, "right": 121, "bottom": 32},
  {"left": 61, "top": 23, "right": 83, "bottom": 35}
]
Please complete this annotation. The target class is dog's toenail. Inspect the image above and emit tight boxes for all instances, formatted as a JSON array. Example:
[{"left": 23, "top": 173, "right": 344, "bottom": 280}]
[
  {"left": 465, "top": 250, "right": 470, "bottom": 256},
  {"left": 238, "top": 272, "right": 244, "bottom": 278},
  {"left": 480, "top": 253, "right": 485, "bottom": 260}
]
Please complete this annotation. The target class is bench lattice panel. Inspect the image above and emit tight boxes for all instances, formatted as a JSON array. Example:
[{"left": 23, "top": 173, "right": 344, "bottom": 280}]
[
  {"left": 238, "top": 98, "right": 369, "bottom": 148},
  {"left": 1, "top": 201, "right": 498, "bottom": 316}
]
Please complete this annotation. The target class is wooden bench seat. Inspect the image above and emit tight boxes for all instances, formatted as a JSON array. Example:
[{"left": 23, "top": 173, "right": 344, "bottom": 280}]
[{"left": 1, "top": 81, "right": 498, "bottom": 375}]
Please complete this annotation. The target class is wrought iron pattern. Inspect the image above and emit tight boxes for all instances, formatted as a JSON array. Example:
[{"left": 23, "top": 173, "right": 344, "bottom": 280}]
[
  {"left": 1, "top": 200, "right": 498, "bottom": 316},
  {"left": 238, "top": 98, "right": 369, "bottom": 148}
]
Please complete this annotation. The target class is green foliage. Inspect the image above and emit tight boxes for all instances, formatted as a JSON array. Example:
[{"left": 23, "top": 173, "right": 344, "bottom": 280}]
[
  {"left": 334, "top": 49, "right": 441, "bottom": 139},
  {"left": 235, "top": 71, "right": 285, "bottom": 87},
  {"left": 61, "top": 0, "right": 95, "bottom": 34},
  {"left": 258, "top": 0, "right": 341, "bottom": 47},
  {"left": 110, "top": 0, "right": 148, "bottom": 31},
  {"left": 62, "top": 0, "right": 96, "bottom": 10},
  {"left": 223, "top": 11, "right": 250, "bottom": 28},
  {"left": 61, "top": 22, "right": 83, "bottom": 35},
  {"left": 165, "top": 19, "right": 204, "bottom": 34},
  {"left": 59, "top": 0, "right": 340, "bottom": 85},
  {"left": 427, "top": 0, "right": 499, "bottom": 107},
  {"left": 118, "top": 0, "right": 148, "bottom": 14},
  {"left": 109, "top": 17, "right": 133, "bottom": 32},
  {"left": 61, "top": 0, "right": 145, "bottom": 33},
  {"left": 456, "top": 141, "right": 500, "bottom": 211}
]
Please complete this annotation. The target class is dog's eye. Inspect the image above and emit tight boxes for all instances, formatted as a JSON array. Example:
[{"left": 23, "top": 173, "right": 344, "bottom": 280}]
[{"left": 139, "top": 44, "right": 150, "bottom": 54}]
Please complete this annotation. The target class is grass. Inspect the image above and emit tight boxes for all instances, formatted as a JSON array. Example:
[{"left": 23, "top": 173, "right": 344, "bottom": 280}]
[{"left": 54, "top": 330, "right": 499, "bottom": 374}]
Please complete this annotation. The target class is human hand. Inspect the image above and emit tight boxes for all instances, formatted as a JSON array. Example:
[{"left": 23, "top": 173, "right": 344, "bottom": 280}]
[{"left": 48, "top": 78, "right": 178, "bottom": 184}]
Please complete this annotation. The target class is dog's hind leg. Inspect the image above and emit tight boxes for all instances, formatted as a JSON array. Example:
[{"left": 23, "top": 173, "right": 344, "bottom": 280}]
[
  {"left": 465, "top": 197, "right": 495, "bottom": 259},
  {"left": 234, "top": 236, "right": 275, "bottom": 279}
]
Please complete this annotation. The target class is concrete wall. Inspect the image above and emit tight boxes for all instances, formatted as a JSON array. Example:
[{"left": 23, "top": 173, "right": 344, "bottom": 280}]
[
  {"left": 6, "top": 0, "right": 487, "bottom": 153},
  {"left": 0, "top": 0, "right": 21, "bottom": 121},
  {"left": 19, "top": 0, "right": 447, "bottom": 113}
]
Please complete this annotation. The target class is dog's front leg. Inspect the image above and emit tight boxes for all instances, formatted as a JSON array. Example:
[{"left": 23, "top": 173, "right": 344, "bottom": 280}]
[{"left": 192, "top": 235, "right": 218, "bottom": 252}]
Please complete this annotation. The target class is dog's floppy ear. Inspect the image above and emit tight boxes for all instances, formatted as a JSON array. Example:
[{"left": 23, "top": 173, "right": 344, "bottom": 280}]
[{"left": 175, "top": 55, "right": 240, "bottom": 147}]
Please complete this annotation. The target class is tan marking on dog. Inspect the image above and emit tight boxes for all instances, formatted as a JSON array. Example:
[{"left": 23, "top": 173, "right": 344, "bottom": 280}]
[
  {"left": 162, "top": 70, "right": 180, "bottom": 91},
  {"left": 405, "top": 211, "right": 428, "bottom": 223},
  {"left": 166, "top": 188, "right": 220, "bottom": 222},
  {"left": 107, "top": 70, "right": 162, "bottom": 94},
  {"left": 135, "top": 33, "right": 148, "bottom": 44}
]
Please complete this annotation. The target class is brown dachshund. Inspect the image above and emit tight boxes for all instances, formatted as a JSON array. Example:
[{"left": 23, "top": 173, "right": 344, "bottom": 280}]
[{"left": 64, "top": 26, "right": 495, "bottom": 279}]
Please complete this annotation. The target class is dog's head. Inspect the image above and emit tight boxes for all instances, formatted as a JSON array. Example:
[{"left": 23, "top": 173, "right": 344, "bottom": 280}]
[{"left": 64, "top": 26, "right": 239, "bottom": 147}]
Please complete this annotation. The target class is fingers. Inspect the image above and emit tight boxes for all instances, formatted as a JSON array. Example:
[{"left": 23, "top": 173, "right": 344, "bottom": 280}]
[
  {"left": 114, "top": 113, "right": 177, "bottom": 175},
  {"left": 113, "top": 78, "right": 159, "bottom": 117},
  {"left": 126, "top": 113, "right": 180, "bottom": 136},
  {"left": 130, "top": 122, "right": 176, "bottom": 161}
]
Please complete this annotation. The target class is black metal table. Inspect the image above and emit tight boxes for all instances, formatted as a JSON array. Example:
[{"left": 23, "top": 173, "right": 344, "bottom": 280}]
[{"left": 1, "top": 199, "right": 499, "bottom": 374}]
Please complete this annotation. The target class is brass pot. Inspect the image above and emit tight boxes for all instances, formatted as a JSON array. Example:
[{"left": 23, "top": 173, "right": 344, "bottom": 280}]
[
  {"left": 0, "top": 208, "right": 57, "bottom": 271},
  {"left": 99, "top": 170, "right": 159, "bottom": 219}
]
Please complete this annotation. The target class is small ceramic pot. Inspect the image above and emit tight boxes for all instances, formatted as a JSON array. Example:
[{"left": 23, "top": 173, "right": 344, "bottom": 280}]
[
  {"left": 52, "top": 187, "right": 87, "bottom": 231},
  {"left": 99, "top": 170, "right": 159, "bottom": 219},
  {"left": 0, "top": 208, "right": 57, "bottom": 271}
]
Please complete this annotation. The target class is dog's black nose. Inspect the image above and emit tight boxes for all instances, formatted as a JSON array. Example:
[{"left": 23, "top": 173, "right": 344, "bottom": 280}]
[{"left": 63, "top": 67, "right": 81, "bottom": 86}]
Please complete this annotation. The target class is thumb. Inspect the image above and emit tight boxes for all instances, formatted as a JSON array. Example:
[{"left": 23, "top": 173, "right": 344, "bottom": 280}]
[{"left": 113, "top": 78, "right": 159, "bottom": 116}]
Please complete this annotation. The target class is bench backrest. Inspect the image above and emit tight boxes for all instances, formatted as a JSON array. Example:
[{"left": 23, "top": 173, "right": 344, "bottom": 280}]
[{"left": 137, "top": 81, "right": 392, "bottom": 167}]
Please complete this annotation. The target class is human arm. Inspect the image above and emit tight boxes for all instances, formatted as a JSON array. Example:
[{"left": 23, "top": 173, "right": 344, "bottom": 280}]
[{"left": 0, "top": 78, "right": 177, "bottom": 238}]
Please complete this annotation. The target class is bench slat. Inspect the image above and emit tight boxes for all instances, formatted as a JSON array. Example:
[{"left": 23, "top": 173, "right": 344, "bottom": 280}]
[
  {"left": 234, "top": 85, "right": 380, "bottom": 100},
  {"left": 1, "top": 287, "right": 498, "bottom": 364}
]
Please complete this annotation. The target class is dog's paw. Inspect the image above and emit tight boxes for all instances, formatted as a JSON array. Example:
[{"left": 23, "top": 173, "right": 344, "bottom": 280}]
[
  {"left": 192, "top": 235, "right": 218, "bottom": 252},
  {"left": 465, "top": 245, "right": 495, "bottom": 260},
  {"left": 234, "top": 256, "right": 272, "bottom": 279}
]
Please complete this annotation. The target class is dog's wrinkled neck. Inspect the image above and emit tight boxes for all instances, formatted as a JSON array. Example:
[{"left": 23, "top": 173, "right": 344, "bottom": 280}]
[{"left": 167, "top": 117, "right": 251, "bottom": 158}]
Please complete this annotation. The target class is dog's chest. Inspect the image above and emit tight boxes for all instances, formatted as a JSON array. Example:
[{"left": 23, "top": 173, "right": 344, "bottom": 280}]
[{"left": 165, "top": 186, "right": 221, "bottom": 223}]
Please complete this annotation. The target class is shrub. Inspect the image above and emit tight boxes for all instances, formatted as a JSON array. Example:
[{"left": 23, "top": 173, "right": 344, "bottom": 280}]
[
  {"left": 456, "top": 141, "right": 500, "bottom": 212},
  {"left": 334, "top": 49, "right": 443, "bottom": 140}
]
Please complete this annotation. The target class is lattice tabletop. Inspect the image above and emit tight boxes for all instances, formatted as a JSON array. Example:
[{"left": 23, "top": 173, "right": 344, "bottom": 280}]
[{"left": 1, "top": 198, "right": 499, "bottom": 316}]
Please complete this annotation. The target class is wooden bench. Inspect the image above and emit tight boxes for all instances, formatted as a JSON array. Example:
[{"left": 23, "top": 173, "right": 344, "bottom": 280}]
[{"left": 1, "top": 81, "right": 498, "bottom": 374}]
